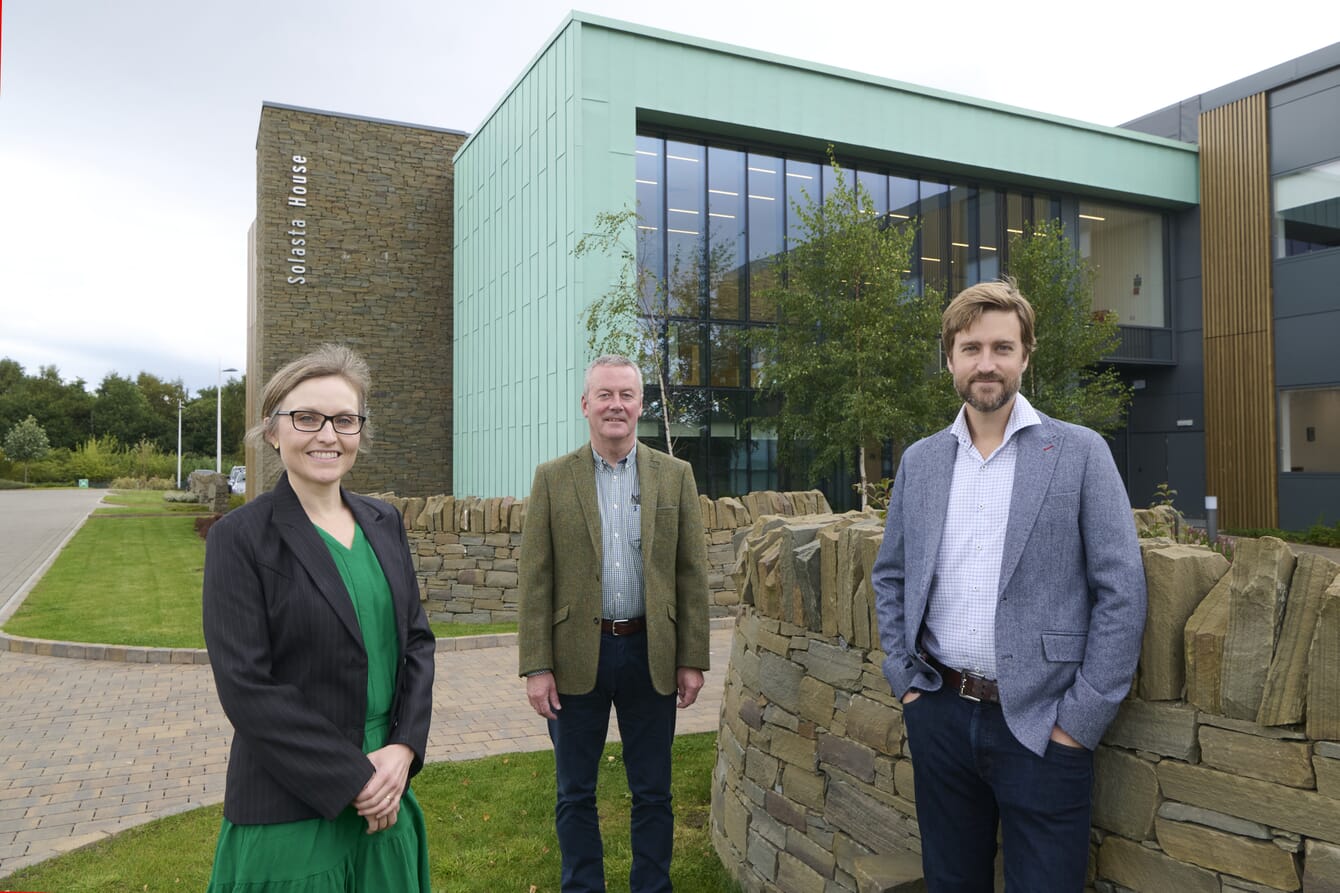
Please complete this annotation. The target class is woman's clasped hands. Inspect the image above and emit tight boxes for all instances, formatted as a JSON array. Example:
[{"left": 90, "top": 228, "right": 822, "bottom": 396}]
[{"left": 353, "top": 743, "right": 414, "bottom": 834}]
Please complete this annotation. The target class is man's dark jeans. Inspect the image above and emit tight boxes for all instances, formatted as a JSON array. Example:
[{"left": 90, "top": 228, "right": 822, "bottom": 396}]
[
  {"left": 547, "top": 631, "right": 677, "bottom": 892},
  {"left": 903, "top": 684, "right": 1094, "bottom": 891}
]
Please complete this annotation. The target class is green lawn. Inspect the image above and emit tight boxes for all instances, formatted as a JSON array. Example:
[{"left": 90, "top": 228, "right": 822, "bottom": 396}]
[
  {"left": 432, "top": 620, "right": 518, "bottom": 638},
  {"left": 3, "top": 495, "right": 517, "bottom": 648},
  {"left": 2, "top": 514, "right": 207, "bottom": 648},
  {"left": 94, "top": 490, "right": 210, "bottom": 515},
  {"left": 0, "top": 733, "right": 739, "bottom": 893}
]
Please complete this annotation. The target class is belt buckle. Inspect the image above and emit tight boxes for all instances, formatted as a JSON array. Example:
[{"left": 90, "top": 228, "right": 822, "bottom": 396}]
[
  {"left": 958, "top": 669, "right": 986, "bottom": 702},
  {"left": 611, "top": 619, "right": 631, "bottom": 636}
]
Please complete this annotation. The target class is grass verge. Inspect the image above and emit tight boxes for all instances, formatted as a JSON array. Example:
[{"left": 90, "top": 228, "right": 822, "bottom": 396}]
[
  {"left": 431, "top": 621, "right": 518, "bottom": 638},
  {"left": 94, "top": 490, "right": 210, "bottom": 515},
  {"left": 0, "top": 733, "right": 739, "bottom": 893},
  {"left": 3, "top": 489, "right": 516, "bottom": 648},
  {"left": 2, "top": 514, "right": 206, "bottom": 648}
]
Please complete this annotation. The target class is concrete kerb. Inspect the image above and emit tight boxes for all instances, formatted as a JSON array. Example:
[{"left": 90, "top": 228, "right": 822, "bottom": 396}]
[{"left": 0, "top": 615, "right": 739, "bottom": 663}]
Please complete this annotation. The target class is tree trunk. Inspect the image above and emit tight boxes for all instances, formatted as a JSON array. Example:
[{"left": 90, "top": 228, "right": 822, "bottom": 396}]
[
  {"left": 858, "top": 444, "right": 869, "bottom": 511},
  {"left": 658, "top": 367, "right": 675, "bottom": 458}
]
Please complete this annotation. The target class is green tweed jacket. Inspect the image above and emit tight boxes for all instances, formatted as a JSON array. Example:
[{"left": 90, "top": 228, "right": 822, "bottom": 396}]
[{"left": 518, "top": 442, "right": 711, "bottom": 696}]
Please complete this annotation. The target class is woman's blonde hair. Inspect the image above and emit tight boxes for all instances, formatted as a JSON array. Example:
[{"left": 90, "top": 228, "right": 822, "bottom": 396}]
[{"left": 245, "top": 344, "right": 374, "bottom": 453}]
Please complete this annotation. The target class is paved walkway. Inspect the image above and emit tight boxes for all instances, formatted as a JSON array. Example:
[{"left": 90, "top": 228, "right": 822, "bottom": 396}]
[{"left": 0, "top": 626, "right": 734, "bottom": 876}]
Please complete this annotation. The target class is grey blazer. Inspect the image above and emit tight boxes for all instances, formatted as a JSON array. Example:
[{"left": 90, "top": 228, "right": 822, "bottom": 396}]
[
  {"left": 872, "top": 413, "right": 1147, "bottom": 756},
  {"left": 202, "top": 473, "right": 436, "bottom": 823}
]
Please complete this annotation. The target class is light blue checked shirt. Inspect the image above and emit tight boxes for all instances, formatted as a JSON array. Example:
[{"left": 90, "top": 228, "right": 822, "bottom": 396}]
[
  {"left": 594, "top": 443, "right": 645, "bottom": 621},
  {"left": 922, "top": 393, "right": 1042, "bottom": 678}
]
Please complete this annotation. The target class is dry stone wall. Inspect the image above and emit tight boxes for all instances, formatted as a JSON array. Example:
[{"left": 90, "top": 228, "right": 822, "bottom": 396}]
[
  {"left": 712, "top": 513, "right": 1340, "bottom": 893},
  {"left": 366, "top": 489, "right": 831, "bottom": 623}
]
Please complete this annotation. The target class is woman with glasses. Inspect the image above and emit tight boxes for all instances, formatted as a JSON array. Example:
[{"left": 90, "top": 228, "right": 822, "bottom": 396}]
[{"left": 202, "top": 344, "right": 435, "bottom": 892}]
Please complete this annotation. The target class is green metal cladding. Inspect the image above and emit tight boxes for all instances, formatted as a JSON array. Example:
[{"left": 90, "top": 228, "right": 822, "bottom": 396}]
[{"left": 452, "top": 13, "right": 1199, "bottom": 498}]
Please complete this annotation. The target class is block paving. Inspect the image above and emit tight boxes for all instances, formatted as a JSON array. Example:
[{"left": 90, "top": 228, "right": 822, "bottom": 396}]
[{"left": 0, "top": 624, "right": 732, "bottom": 877}]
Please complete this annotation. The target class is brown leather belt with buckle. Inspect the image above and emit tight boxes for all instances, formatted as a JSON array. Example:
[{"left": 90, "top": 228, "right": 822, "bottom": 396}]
[
  {"left": 601, "top": 617, "right": 646, "bottom": 636},
  {"left": 925, "top": 653, "right": 1000, "bottom": 703}
]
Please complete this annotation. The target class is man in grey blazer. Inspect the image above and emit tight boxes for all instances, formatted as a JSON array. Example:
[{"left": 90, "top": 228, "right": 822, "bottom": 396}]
[
  {"left": 873, "top": 280, "right": 1146, "bottom": 891},
  {"left": 519, "top": 354, "right": 711, "bottom": 893}
]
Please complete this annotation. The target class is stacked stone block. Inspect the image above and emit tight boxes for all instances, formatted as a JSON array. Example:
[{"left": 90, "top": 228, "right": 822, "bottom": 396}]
[
  {"left": 710, "top": 515, "right": 1340, "bottom": 893},
  {"left": 367, "top": 489, "right": 830, "bottom": 624}
]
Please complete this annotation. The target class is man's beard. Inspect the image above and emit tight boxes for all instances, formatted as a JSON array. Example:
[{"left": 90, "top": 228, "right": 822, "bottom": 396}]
[{"left": 956, "top": 374, "right": 1018, "bottom": 414}]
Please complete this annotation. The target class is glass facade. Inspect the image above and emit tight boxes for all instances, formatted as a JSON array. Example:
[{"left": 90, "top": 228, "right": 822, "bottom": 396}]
[
  {"left": 1274, "top": 158, "right": 1340, "bottom": 257},
  {"left": 1279, "top": 387, "right": 1340, "bottom": 473},
  {"left": 1079, "top": 201, "right": 1167, "bottom": 327},
  {"left": 633, "top": 132, "right": 1167, "bottom": 498}
]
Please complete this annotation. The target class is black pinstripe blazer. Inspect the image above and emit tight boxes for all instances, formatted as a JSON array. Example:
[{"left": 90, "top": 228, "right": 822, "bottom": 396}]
[{"left": 202, "top": 472, "right": 436, "bottom": 824}]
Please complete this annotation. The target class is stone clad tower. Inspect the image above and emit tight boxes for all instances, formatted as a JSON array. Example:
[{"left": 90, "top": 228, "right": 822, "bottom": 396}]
[{"left": 250, "top": 103, "right": 466, "bottom": 496}]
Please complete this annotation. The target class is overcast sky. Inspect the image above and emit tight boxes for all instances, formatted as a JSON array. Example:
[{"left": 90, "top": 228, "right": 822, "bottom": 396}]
[{"left": 0, "top": 0, "right": 1333, "bottom": 394}]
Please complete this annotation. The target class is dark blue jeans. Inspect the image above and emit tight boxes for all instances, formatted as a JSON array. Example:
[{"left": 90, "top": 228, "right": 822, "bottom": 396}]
[
  {"left": 902, "top": 685, "right": 1094, "bottom": 892},
  {"left": 547, "top": 631, "right": 677, "bottom": 893}
]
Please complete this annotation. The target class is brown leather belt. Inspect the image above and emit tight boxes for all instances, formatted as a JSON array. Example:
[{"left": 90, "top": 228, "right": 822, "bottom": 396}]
[
  {"left": 601, "top": 617, "right": 646, "bottom": 636},
  {"left": 925, "top": 653, "right": 1000, "bottom": 704}
]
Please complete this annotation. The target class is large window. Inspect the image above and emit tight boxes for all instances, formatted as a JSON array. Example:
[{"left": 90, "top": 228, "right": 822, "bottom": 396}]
[
  {"left": 634, "top": 133, "right": 1168, "bottom": 497},
  {"left": 1079, "top": 201, "right": 1166, "bottom": 327},
  {"left": 1274, "top": 159, "right": 1340, "bottom": 257},
  {"left": 1280, "top": 387, "right": 1340, "bottom": 473}
]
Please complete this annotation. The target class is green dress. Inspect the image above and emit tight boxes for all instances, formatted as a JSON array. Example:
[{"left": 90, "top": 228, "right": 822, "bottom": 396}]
[{"left": 207, "top": 524, "right": 431, "bottom": 892}]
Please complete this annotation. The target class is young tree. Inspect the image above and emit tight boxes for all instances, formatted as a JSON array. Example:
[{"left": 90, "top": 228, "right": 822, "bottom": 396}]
[
  {"left": 5, "top": 415, "right": 50, "bottom": 483},
  {"left": 1005, "top": 220, "right": 1131, "bottom": 434},
  {"left": 576, "top": 208, "right": 733, "bottom": 457},
  {"left": 752, "top": 152, "right": 952, "bottom": 507}
]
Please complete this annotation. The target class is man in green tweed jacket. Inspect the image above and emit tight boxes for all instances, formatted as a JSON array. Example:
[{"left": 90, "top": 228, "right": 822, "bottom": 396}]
[{"left": 519, "top": 354, "right": 710, "bottom": 893}]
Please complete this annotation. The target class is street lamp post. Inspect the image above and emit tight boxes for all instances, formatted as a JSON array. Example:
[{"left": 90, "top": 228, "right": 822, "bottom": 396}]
[
  {"left": 176, "top": 398, "right": 183, "bottom": 488},
  {"left": 217, "top": 364, "right": 239, "bottom": 473}
]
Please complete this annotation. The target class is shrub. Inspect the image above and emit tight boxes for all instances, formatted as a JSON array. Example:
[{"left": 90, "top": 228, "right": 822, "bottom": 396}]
[
  {"left": 195, "top": 513, "right": 223, "bottom": 540},
  {"left": 112, "top": 476, "right": 177, "bottom": 490},
  {"left": 1226, "top": 522, "right": 1340, "bottom": 548},
  {"left": 163, "top": 490, "right": 201, "bottom": 504},
  {"left": 1304, "top": 520, "right": 1340, "bottom": 548}
]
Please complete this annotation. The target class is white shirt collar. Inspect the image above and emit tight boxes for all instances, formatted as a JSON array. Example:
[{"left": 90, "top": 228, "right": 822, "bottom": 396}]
[
  {"left": 592, "top": 440, "right": 637, "bottom": 471},
  {"left": 949, "top": 392, "right": 1042, "bottom": 450}
]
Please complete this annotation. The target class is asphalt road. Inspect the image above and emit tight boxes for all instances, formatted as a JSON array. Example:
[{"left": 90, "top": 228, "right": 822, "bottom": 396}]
[{"left": 0, "top": 488, "right": 109, "bottom": 621}]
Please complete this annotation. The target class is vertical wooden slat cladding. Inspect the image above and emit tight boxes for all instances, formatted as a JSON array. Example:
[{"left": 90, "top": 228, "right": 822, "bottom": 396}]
[{"left": 1199, "top": 94, "right": 1277, "bottom": 528}]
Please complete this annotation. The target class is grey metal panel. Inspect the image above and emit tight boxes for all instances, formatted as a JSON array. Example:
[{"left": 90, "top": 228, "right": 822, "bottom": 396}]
[
  {"left": 1271, "top": 65, "right": 1340, "bottom": 106},
  {"left": 1273, "top": 250, "right": 1340, "bottom": 319},
  {"left": 1273, "top": 311, "right": 1340, "bottom": 388},
  {"left": 1278, "top": 473, "right": 1340, "bottom": 528},
  {"left": 1122, "top": 98, "right": 1201, "bottom": 143},
  {"left": 1177, "top": 391, "right": 1205, "bottom": 429},
  {"left": 1173, "top": 207, "right": 1202, "bottom": 280},
  {"left": 1166, "top": 432, "right": 1206, "bottom": 519},
  {"left": 1167, "top": 330, "right": 1203, "bottom": 393},
  {"left": 1122, "top": 103, "right": 1183, "bottom": 140},
  {"left": 1201, "top": 44, "right": 1340, "bottom": 113},
  {"left": 1128, "top": 432, "right": 1170, "bottom": 512},
  {"left": 1174, "top": 275, "right": 1203, "bottom": 332},
  {"left": 1127, "top": 390, "right": 1180, "bottom": 433},
  {"left": 1269, "top": 80, "right": 1340, "bottom": 174},
  {"left": 1179, "top": 99, "right": 1202, "bottom": 144}
]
